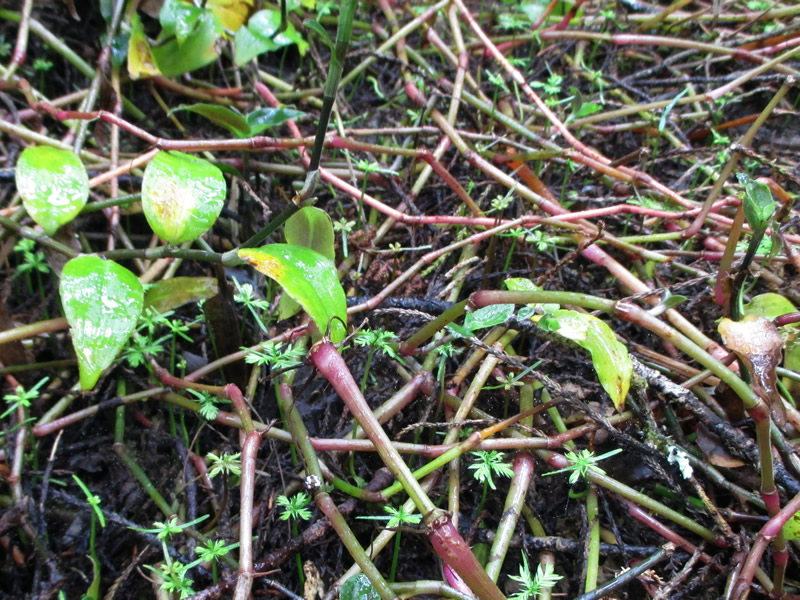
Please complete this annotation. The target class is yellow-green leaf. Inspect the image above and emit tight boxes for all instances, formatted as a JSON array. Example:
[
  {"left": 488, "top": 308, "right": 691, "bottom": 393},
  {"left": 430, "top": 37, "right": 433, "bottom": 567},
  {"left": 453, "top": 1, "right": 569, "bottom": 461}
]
[
  {"left": 127, "top": 13, "right": 160, "bottom": 79},
  {"left": 15, "top": 146, "right": 89, "bottom": 235},
  {"left": 144, "top": 277, "right": 219, "bottom": 313},
  {"left": 141, "top": 151, "right": 227, "bottom": 244},
  {"left": 239, "top": 244, "right": 346, "bottom": 342},
  {"left": 60, "top": 256, "right": 144, "bottom": 390},
  {"left": 538, "top": 309, "right": 631, "bottom": 410},
  {"left": 279, "top": 206, "right": 336, "bottom": 320}
]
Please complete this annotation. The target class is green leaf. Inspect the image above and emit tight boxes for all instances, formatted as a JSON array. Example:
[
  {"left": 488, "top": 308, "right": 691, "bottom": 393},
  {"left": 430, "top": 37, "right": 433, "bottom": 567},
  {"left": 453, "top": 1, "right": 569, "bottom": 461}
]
[
  {"left": 15, "top": 146, "right": 89, "bottom": 235},
  {"left": 505, "top": 278, "right": 560, "bottom": 314},
  {"left": 141, "top": 151, "right": 227, "bottom": 244},
  {"left": 465, "top": 304, "right": 514, "bottom": 331},
  {"left": 159, "top": 0, "right": 205, "bottom": 45},
  {"left": 743, "top": 293, "right": 796, "bottom": 321},
  {"left": 340, "top": 575, "right": 380, "bottom": 600},
  {"left": 245, "top": 107, "right": 305, "bottom": 135},
  {"left": 233, "top": 9, "right": 309, "bottom": 65},
  {"left": 537, "top": 310, "right": 632, "bottom": 410},
  {"left": 239, "top": 244, "right": 346, "bottom": 342},
  {"left": 737, "top": 173, "right": 775, "bottom": 234},
  {"left": 303, "top": 19, "right": 334, "bottom": 50},
  {"left": 783, "top": 509, "right": 800, "bottom": 540},
  {"left": 171, "top": 103, "right": 251, "bottom": 138},
  {"left": 144, "top": 277, "right": 219, "bottom": 313},
  {"left": 280, "top": 206, "right": 336, "bottom": 320},
  {"left": 658, "top": 88, "right": 689, "bottom": 133},
  {"left": 152, "top": 12, "right": 222, "bottom": 77},
  {"left": 60, "top": 256, "right": 144, "bottom": 390}
]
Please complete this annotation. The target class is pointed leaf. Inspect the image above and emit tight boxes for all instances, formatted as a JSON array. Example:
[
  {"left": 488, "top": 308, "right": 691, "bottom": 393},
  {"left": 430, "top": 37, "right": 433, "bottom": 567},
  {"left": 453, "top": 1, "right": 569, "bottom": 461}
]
[
  {"left": 60, "top": 256, "right": 144, "bottom": 389},
  {"left": 538, "top": 309, "right": 631, "bottom": 410},
  {"left": 144, "top": 276, "right": 219, "bottom": 313},
  {"left": 171, "top": 103, "right": 250, "bottom": 138},
  {"left": 280, "top": 206, "right": 335, "bottom": 320},
  {"left": 127, "top": 13, "right": 160, "bottom": 79},
  {"left": 141, "top": 151, "right": 227, "bottom": 244},
  {"left": 152, "top": 12, "right": 222, "bottom": 77},
  {"left": 245, "top": 107, "right": 305, "bottom": 135},
  {"left": 737, "top": 173, "right": 775, "bottom": 234},
  {"left": 238, "top": 244, "right": 346, "bottom": 342},
  {"left": 159, "top": 0, "right": 205, "bottom": 45},
  {"left": 719, "top": 314, "right": 786, "bottom": 426},
  {"left": 233, "top": 9, "right": 308, "bottom": 65},
  {"left": 15, "top": 146, "right": 89, "bottom": 235},
  {"left": 340, "top": 575, "right": 380, "bottom": 600},
  {"left": 302, "top": 18, "right": 334, "bottom": 50}
]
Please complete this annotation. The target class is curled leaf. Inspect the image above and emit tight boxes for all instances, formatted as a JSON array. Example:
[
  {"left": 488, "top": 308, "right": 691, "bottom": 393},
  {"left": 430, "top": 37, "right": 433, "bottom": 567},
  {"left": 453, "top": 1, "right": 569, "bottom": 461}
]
[{"left": 719, "top": 314, "right": 785, "bottom": 426}]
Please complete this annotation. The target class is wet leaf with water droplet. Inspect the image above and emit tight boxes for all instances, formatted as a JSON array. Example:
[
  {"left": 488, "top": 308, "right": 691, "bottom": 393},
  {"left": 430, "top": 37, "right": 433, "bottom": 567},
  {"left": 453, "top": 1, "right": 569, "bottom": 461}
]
[
  {"left": 15, "top": 146, "right": 89, "bottom": 235},
  {"left": 538, "top": 309, "right": 632, "bottom": 410},
  {"left": 60, "top": 256, "right": 144, "bottom": 389},
  {"left": 141, "top": 151, "right": 226, "bottom": 244},
  {"left": 239, "top": 244, "right": 346, "bottom": 342}
]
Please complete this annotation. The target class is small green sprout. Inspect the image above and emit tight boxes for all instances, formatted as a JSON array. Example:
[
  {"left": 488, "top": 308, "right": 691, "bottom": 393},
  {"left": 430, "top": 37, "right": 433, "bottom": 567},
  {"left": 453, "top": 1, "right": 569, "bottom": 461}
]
[
  {"left": 544, "top": 448, "right": 623, "bottom": 485},
  {"left": 358, "top": 504, "right": 421, "bottom": 528},
  {"left": 469, "top": 450, "right": 515, "bottom": 490},
  {"left": 195, "top": 539, "right": 234, "bottom": 564},
  {"left": 186, "top": 389, "right": 229, "bottom": 421},
  {"left": 276, "top": 492, "right": 313, "bottom": 522},
  {"left": 352, "top": 328, "right": 402, "bottom": 362},
  {"left": 146, "top": 562, "right": 194, "bottom": 599},
  {"left": 243, "top": 341, "right": 305, "bottom": 370},
  {"left": 232, "top": 279, "right": 272, "bottom": 333},
  {"left": 508, "top": 553, "right": 562, "bottom": 600},
  {"left": 72, "top": 475, "right": 105, "bottom": 528},
  {"left": 333, "top": 218, "right": 356, "bottom": 258},
  {"left": 206, "top": 452, "right": 242, "bottom": 478},
  {"left": 2, "top": 376, "right": 49, "bottom": 419}
]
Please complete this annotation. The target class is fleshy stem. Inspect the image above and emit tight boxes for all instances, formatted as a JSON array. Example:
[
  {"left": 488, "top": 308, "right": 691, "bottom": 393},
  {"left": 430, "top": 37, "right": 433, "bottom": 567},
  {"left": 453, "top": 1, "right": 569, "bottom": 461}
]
[{"left": 308, "top": 340, "right": 506, "bottom": 600}]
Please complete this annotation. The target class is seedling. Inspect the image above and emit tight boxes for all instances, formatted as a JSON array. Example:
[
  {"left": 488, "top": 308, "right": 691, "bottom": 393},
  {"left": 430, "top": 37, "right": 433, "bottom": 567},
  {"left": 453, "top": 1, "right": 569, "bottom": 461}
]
[
  {"left": 357, "top": 504, "right": 422, "bottom": 582},
  {"left": 508, "top": 553, "right": 562, "bottom": 600},
  {"left": 206, "top": 452, "right": 242, "bottom": 479},
  {"left": 186, "top": 389, "right": 229, "bottom": 421},
  {"left": 276, "top": 492, "right": 312, "bottom": 584},
  {"left": 2, "top": 376, "right": 49, "bottom": 421},
  {"left": 544, "top": 448, "right": 623, "bottom": 485},
  {"left": 232, "top": 280, "right": 272, "bottom": 334},
  {"left": 469, "top": 450, "right": 514, "bottom": 491},
  {"left": 276, "top": 492, "right": 313, "bottom": 522},
  {"left": 73, "top": 475, "right": 105, "bottom": 600},
  {"left": 352, "top": 328, "right": 404, "bottom": 392}
]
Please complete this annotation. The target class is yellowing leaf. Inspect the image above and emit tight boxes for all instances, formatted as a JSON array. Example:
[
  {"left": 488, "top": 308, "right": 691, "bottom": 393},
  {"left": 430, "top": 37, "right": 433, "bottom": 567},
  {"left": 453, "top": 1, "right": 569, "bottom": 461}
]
[
  {"left": 207, "top": 0, "right": 254, "bottom": 32},
  {"left": 127, "top": 13, "right": 160, "bottom": 79},
  {"left": 538, "top": 310, "right": 632, "bottom": 410},
  {"left": 141, "top": 151, "right": 227, "bottom": 244},
  {"left": 239, "top": 244, "right": 346, "bottom": 342}
]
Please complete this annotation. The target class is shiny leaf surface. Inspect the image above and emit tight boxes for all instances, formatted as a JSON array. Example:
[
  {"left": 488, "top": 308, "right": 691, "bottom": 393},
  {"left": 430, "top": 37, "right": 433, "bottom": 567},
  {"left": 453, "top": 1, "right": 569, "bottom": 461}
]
[
  {"left": 60, "top": 256, "right": 144, "bottom": 389},
  {"left": 279, "top": 206, "right": 335, "bottom": 320},
  {"left": 144, "top": 277, "right": 219, "bottom": 313},
  {"left": 239, "top": 244, "right": 346, "bottom": 342},
  {"left": 141, "top": 151, "right": 227, "bottom": 244},
  {"left": 15, "top": 146, "right": 89, "bottom": 235},
  {"left": 538, "top": 309, "right": 632, "bottom": 410}
]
